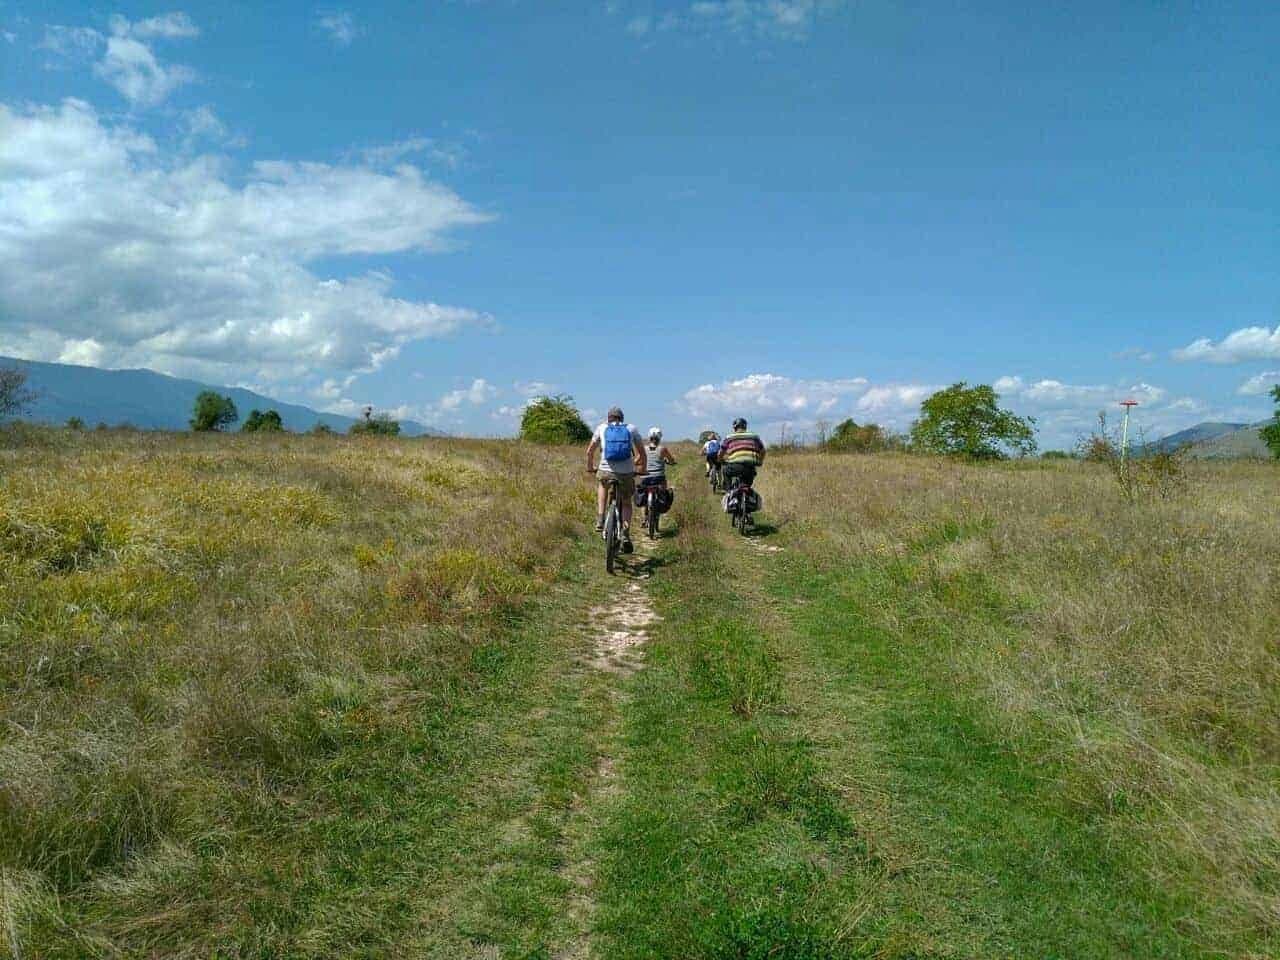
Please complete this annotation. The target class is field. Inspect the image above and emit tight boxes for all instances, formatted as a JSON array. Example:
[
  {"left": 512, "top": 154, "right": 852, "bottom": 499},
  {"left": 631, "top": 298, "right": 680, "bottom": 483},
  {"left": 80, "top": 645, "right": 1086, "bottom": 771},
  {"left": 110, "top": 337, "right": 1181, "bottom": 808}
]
[{"left": 1, "top": 430, "right": 1277, "bottom": 958}]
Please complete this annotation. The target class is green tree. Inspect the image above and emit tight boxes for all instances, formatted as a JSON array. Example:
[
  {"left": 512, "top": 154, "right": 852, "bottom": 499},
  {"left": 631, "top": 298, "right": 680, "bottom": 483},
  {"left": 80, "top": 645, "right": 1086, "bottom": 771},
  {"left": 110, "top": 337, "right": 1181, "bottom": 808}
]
[
  {"left": 242, "top": 409, "right": 284, "bottom": 433},
  {"left": 66, "top": 417, "right": 85, "bottom": 431},
  {"left": 349, "top": 412, "right": 401, "bottom": 436},
  {"left": 190, "top": 391, "right": 239, "bottom": 431},
  {"left": 1260, "top": 385, "right": 1280, "bottom": 459},
  {"left": 824, "top": 418, "right": 888, "bottom": 453},
  {"left": 310, "top": 422, "right": 335, "bottom": 436},
  {"left": 910, "top": 382, "right": 1037, "bottom": 459},
  {"left": 520, "top": 395, "right": 591, "bottom": 444},
  {"left": 0, "top": 365, "right": 34, "bottom": 421}
]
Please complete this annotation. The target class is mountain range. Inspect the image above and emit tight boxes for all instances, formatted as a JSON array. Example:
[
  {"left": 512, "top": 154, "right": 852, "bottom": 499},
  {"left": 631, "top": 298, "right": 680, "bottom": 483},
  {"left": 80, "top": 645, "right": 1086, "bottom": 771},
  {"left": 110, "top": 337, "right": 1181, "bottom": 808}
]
[
  {"left": 1, "top": 356, "right": 437, "bottom": 436},
  {"left": 1146, "top": 421, "right": 1271, "bottom": 458}
]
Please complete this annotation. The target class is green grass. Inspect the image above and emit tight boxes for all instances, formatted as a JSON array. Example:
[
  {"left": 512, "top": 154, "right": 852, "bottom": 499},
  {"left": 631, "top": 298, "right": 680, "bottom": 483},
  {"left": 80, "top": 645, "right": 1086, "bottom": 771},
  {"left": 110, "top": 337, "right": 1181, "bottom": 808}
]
[{"left": 3, "top": 434, "right": 1276, "bottom": 958}]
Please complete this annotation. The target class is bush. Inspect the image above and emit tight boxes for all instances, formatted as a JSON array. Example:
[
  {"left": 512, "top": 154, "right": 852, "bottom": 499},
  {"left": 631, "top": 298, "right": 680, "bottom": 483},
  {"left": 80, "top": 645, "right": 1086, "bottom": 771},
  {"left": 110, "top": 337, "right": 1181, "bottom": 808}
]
[
  {"left": 910, "top": 382, "right": 1037, "bottom": 459},
  {"left": 241, "top": 409, "right": 283, "bottom": 433},
  {"left": 520, "top": 395, "right": 591, "bottom": 444},
  {"left": 1041, "top": 449, "right": 1073, "bottom": 460},
  {"left": 1260, "top": 385, "right": 1280, "bottom": 459},
  {"left": 310, "top": 422, "right": 335, "bottom": 436},
  {"left": 0, "top": 365, "right": 34, "bottom": 421},
  {"left": 823, "top": 418, "right": 889, "bottom": 453},
  {"left": 349, "top": 413, "right": 400, "bottom": 436},
  {"left": 65, "top": 417, "right": 85, "bottom": 431},
  {"left": 190, "top": 391, "right": 238, "bottom": 432}
]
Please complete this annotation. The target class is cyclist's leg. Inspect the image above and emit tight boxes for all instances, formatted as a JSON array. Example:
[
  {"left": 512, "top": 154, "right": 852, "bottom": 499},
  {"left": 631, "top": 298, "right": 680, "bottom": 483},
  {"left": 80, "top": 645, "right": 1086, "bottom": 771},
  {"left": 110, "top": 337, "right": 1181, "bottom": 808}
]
[
  {"left": 617, "top": 475, "right": 636, "bottom": 543},
  {"left": 596, "top": 475, "right": 610, "bottom": 530}
]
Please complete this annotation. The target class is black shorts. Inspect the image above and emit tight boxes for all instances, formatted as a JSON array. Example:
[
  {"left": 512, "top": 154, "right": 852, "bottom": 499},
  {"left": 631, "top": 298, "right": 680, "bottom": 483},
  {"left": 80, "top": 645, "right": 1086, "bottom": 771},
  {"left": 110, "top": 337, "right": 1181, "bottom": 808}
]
[{"left": 722, "top": 462, "right": 756, "bottom": 487}]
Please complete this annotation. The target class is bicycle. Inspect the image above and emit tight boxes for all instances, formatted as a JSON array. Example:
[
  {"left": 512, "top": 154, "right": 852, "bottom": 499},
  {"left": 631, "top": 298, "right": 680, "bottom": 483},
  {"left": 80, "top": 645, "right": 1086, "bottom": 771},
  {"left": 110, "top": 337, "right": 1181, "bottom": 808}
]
[
  {"left": 726, "top": 476, "right": 754, "bottom": 536},
  {"left": 596, "top": 475, "right": 624, "bottom": 574},
  {"left": 708, "top": 461, "right": 722, "bottom": 493},
  {"left": 640, "top": 480, "right": 664, "bottom": 539}
]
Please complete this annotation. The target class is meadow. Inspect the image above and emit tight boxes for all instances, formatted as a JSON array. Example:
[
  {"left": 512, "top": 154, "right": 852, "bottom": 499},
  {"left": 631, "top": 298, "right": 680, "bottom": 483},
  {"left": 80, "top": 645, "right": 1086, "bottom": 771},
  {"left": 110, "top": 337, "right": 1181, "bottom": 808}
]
[{"left": 1, "top": 430, "right": 1276, "bottom": 958}]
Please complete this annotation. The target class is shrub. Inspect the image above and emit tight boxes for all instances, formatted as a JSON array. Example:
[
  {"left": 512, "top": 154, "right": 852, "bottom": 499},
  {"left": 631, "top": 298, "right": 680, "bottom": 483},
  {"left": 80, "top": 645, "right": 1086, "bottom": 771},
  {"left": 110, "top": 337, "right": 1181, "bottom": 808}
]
[
  {"left": 65, "top": 417, "right": 85, "bottom": 431},
  {"left": 241, "top": 409, "right": 284, "bottom": 433},
  {"left": 910, "top": 382, "right": 1037, "bottom": 459},
  {"left": 1041, "top": 449, "right": 1073, "bottom": 460},
  {"left": 520, "top": 395, "right": 591, "bottom": 444},
  {"left": 823, "top": 418, "right": 888, "bottom": 453},
  {"left": 349, "top": 412, "right": 400, "bottom": 436},
  {"left": 190, "top": 391, "right": 238, "bottom": 432},
  {"left": 0, "top": 365, "right": 35, "bottom": 421},
  {"left": 310, "top": 422, "right": 335, "bottom": 436},
  {"left": 1260, "top": 385, "right": 1280, "bottom": 459}
]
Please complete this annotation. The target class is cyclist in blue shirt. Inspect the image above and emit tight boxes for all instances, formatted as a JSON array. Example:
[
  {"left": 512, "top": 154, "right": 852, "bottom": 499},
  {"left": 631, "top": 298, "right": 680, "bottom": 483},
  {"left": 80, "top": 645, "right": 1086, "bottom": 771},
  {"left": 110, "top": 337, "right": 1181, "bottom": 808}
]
[
  {"left": 586, "top": 406, "right": 646, "bottom": 553},
  {"left": 702, "top": 433, "right": 721, "bottom": 477}
]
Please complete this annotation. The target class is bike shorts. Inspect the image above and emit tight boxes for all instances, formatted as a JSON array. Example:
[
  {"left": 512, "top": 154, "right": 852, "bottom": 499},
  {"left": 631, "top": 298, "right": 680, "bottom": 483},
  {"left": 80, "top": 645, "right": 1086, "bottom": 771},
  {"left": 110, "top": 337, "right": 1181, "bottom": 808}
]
[
  {"left": 722, "top": 462, "right": 756, "bottom": 487},
  {"left": 599, "top": 473, "right": 635, "bottom": 501}
]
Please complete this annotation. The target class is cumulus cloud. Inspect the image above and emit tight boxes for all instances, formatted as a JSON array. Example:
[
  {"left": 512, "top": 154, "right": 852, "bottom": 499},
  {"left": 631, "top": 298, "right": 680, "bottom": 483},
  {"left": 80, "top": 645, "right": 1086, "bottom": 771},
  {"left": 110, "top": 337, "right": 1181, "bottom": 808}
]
[
  {"left": 679, "top": 373, "right": 937, "bottom": 428},
  {"left": 1237, "top": 372, "right": 1280, "bottom": 396},
  {"left": 1174, "top": 325, "right": 1280, "bottom": 364},
  {"left": 317, "top": 11, "right": 361, "bottom": 46},
  {"left": 42, "top": 14, "right": 198, "bottom": 107},
  {"left": 125, "top": 12, "right": 200, "bottom": 39},
  {"left": 437, "top": 378, "right": 498, "bottom": 411},
  {"left": 0, "top": 98, "right": 492, "bottom": 395}
]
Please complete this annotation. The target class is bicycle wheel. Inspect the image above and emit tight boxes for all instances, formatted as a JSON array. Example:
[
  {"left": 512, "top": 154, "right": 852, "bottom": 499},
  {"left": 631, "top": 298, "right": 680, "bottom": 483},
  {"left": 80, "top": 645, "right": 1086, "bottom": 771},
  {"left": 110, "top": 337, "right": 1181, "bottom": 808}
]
[
  {"left": 648, "top": 491, "right": 658, "bottom": 539},
  {"left": 605, "top": 510, "right": 618, "bottom": 573},
  {"left": 604, "top": 501, "right": 619, "bottom": 574}
]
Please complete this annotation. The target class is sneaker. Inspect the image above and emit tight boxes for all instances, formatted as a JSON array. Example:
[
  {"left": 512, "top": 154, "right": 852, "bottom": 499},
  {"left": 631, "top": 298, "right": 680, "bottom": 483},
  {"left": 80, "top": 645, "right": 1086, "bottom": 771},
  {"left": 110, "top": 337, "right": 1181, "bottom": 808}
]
[
  {"left": 622, "top": 537, "right": 633, "bottom": 554},
  {"left": 594, "top": 517, "right": 604, "bottom": 533}
]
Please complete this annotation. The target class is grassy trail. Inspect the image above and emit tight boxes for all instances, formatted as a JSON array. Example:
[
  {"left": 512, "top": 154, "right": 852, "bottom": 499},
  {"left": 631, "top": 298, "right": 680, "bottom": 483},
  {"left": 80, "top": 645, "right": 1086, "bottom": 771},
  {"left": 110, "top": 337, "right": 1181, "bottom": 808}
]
[
  {"left": 577, "top": 458, "right": 1273, "bottom": 958},
  {"left": 4, "top": 438, "right": 1275, "bottom": 958}
]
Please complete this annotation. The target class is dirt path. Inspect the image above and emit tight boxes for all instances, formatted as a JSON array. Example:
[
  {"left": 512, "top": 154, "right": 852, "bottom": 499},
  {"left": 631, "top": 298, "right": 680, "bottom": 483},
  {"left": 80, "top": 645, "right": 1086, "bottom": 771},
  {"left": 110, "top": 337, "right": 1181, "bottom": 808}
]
[{"left": 556, "top": 538, "right": 663, "bottom": 958}]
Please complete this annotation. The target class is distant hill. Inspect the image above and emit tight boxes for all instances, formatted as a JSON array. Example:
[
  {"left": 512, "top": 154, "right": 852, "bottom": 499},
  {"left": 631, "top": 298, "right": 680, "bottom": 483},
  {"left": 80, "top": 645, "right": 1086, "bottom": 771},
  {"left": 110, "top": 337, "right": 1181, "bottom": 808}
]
[
  {"left": 1, "top": 356, "right": 438, "bottom": 436},
  {"left": 1147, "top": 421, "right": 1271, "bottom": 459}
]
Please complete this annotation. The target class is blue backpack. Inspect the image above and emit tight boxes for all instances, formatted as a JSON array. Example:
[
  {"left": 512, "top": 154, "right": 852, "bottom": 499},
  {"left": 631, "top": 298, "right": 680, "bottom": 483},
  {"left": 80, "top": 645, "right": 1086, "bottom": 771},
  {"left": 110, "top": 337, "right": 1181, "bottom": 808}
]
[
  {"left": 706, "top": 439, "right": 721, "bottom": 456},
  {"left": 603, "top": 423, "right": 633, "bottom": 462}
]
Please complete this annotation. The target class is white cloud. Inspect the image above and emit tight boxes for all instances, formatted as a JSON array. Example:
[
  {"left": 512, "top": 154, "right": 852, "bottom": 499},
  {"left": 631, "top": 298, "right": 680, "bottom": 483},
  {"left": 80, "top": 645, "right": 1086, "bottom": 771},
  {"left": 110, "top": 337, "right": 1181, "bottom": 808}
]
[
  {"left": 41, "top": 15, "right": 199, "bottom": 107},
  {"left": 1174, "top": 325, "right": 1280, "bottom": 364},
  {"left": 437, "top": 378, "right": 498, "bottom": 411},
  {"left": 357, "top": 136, "right": 467, "bottom": 170},
  {"left": 39, "top": 24, "right": 102, "bottom": 64},
  {"left": 623, "top": 0, "right": 847, "bottom": 41},
  {"left": 1237, "top": 372, "right": 1280, "bottom": 396},
  {"left": 95, "top": 33, "right": 195, "bottom": 106},
  {"left": 995, "top": 376, "right": 1166, "bottom": 407},
  {"left": 0, "top": 98, "right": 493, "bottom": 395},
  {"left": 126, "top": 12, "right": 200, "bottom": 39},
  {"left": 317, "top": 11, "right": 361, "bottom": 46},
  {"left": 1112, "top": 347, "right": 1155, "bottom": 362},
  {"left": 679, "top": 373, "right": 934, "bottom": 431},
  {"left": 515, "top": 379, "right": 557, "bottom": 397}
]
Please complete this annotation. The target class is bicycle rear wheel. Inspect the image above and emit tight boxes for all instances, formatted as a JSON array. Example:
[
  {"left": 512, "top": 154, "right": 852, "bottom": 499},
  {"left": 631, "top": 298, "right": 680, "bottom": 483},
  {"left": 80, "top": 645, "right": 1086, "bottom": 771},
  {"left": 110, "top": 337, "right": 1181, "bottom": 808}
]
[
  {"left": 648, "top": 491, "right": 659, "bottom": 539},
  {"left": 604, "top": 501, "right": 619, "bottom": 574}
]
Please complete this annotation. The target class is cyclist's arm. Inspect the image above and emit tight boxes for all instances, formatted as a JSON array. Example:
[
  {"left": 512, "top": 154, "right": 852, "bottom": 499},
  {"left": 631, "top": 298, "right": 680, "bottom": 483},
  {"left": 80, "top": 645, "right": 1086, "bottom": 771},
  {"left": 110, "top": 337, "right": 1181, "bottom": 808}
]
[
  {"left": 586, "top": 435, "right": 600, "bottom": 472},
  {"left": 632, "top": 434, "right": 647, "bottom": 474},
  {"left": 756, "top": 440, "right": 767, "bottom": 464}
]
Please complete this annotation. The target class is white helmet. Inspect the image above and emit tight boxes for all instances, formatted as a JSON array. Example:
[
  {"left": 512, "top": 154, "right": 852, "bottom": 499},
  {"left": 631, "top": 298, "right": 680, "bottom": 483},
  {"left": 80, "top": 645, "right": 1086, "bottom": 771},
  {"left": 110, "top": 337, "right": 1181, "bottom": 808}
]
[{"left": 648, "top": 426, "right": 662, "bottom": 442}]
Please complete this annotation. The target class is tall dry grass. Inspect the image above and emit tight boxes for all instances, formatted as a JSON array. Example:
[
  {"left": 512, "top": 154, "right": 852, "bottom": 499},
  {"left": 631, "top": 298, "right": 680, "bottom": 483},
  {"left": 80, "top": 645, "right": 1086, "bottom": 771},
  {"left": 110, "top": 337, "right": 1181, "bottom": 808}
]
[
  {"left": 762, "top": 451, "right": 1280, "bottom": 935},
  {"left": 0, "top": 429, "right": 591, "bottom": 955}
]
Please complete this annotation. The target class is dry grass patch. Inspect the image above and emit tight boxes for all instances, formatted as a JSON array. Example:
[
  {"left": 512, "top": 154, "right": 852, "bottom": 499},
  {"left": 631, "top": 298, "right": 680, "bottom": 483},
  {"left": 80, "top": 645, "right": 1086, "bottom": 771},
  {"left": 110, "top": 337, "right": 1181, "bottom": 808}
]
[{"left": 762, "top": 451, "right": 1280, "bottom": 938}]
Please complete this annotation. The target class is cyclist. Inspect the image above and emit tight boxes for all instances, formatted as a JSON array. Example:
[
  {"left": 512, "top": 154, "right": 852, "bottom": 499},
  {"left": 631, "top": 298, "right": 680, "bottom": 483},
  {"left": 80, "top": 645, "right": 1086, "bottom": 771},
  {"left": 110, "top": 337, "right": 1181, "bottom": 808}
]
[
  {"left": 718, "top": 417, "right": 766, "bottom": 501},
  {"left": 586, "top": 406, "right": 646, "bottom": 553},
  {"left": 701, "top": 432, "right": 721, "bottom": 477},
  {"left": 637, "top": 427, "right": 677, "bottom": 533}
]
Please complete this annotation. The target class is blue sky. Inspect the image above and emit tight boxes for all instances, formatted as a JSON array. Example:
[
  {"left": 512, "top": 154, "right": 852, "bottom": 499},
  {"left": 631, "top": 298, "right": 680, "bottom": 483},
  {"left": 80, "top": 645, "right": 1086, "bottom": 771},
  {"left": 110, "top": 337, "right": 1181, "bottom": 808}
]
[{"left": 2, "top": 1, "right": 1278, "bottom": 444}]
